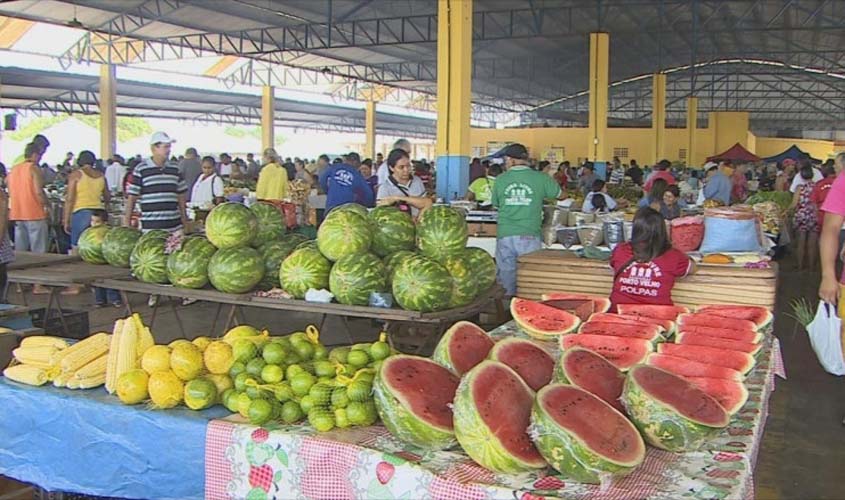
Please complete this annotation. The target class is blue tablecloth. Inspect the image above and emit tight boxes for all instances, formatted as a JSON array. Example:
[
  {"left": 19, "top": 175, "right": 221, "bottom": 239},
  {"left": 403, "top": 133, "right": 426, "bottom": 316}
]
[{"left": 0, "top": 377, "right": 228, "bottom": 499}]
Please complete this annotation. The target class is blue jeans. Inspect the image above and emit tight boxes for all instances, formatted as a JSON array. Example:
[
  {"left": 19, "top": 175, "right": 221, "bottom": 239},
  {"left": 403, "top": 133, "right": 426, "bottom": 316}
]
[
  {"left": 495, "top": 235, "right": 543, "bottom": 297},
  {"left": 13, "top": 220, "right": 48, "bottom": 253},
  {"left": 70, "top": 209, "right": 94, "bottom": 247},
  {"left": 94, "top": 287, "right": 121, "bottom": 305}
]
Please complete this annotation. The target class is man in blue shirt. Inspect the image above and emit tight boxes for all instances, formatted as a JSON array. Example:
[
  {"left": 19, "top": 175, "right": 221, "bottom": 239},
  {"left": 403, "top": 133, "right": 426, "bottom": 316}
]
[
  {"left": 702, "top": 161, "right": 733, "bottom": 205},
  {"left": 319, "top": 152, "right": 374, "bottom": 212}
]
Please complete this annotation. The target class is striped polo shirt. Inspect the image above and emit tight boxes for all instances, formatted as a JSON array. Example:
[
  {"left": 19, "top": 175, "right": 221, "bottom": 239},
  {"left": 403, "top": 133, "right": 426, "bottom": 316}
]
[{"left": 127, "top": 158, "right": 188, "bottom": 231}]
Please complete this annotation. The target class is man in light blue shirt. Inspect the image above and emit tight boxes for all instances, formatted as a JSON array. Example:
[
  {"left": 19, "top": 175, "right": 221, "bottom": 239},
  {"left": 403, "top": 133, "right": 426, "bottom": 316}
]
[{"left": 702, "top": 162, "right": 733, "bottom": 205}]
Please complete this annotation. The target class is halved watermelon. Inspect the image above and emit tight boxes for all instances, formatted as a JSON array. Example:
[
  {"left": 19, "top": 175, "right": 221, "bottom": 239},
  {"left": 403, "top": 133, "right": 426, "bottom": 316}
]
[
  {"left": 542, "top": 299, "right": 595, "bottom": 322},
  {"left": 678, "top": 313, "right": 756, "bottom": 333},
  {"left": 588, "top": 313, "right": 672, "bottom": 333},
  {"left": 560, "top": 334, "right": 653, "bottom": 371},
  {"left": 541, "top": 292, "right": 611, "bottom": 313},
  {"left": 554, "top": 347, "right": 626, "bottom": 413},
  {"left": 512, "top": 298, "right": 580, "bottom": 340},
  {"left": 616, "top": 304, "right": 689, "bottom": 321},
  {"left": 684, "top": 376, "right": 749, "bottom": 415},
  {"left": 677, "top": 325, "right": 762, "bottom": 344},
  {"left": 696, "top": 305, "right": 772, "bottom": 330},
  {"left": 488, "top": 337, "right": 554, "bottom": 391},
  {"left": 646, "top": 353, "right": 743, "bottom": 381},
  {"left": 578, "top": 321, "right": 664, "bottom": 343},
  {"left": 657, "top": 343, "right": 755, "bottom": 374},
  {"left": 675, "top": 333, "right": 762, "bottom": 355},
  {"left": 432, "top": 321, "right": 495, "bottom": 375}
]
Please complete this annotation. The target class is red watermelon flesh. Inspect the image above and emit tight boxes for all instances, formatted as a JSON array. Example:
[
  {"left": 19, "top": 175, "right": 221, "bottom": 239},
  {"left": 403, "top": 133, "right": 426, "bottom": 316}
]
[
  {"left": 678, "top": 325, "right": 762, "bottom": 344},
  {"left": 578, "top": 321, "right": 663, "bottom": 342},
  {"left": 541, "top": 299, "right": 595, "bottom": 322},
  {"left": 383, "top": 356, "right": 460, "bottom": 430},
  {"left": 538, "top": 384, "right": 645, "bottom": 465},
  {"left": 443, "top": 321, "right": 495, "bottom": 375},
  {"left": 560, "top": 348, "right": 626, "bottom": 413},
  {"left": 511, "top": 298, "right": 580, "bottom": 338},
  {"left": 657, "top": 343, "right": 755, "bottom": 374},
  {"left": 696, "top": 305, "right": 772, "bottom": 328},
  {"left": 675, "top": 333, "right": 762, "bottom": 355},
  {"left": 646, "top": 353, "right": 743, "bottom": 381},
  {"left": 471, "top": 362, "right": 546, "bottom": 467},
  {"left": 616, "top": 304, "right": 689, "bottom": 321},
  {"left": 589, "top": 313, "right": 673, "bottom": 333},
  {"left": 489, "top": 338, "right": 554, "bottom": 391},
  {"left": 684, "top": 376, "right": 749, "bottom": 415},
  {"left": 678, "top": 313, "right": 756, "bottom": 333},
  {"left": 560, "top": 334, "right": 653, "bottom": 371},
  {"left": 541, "top": 292, "right": 611, "bottom": 313},
  {"left": 629, "top": 365, "right": 729, "bottom": 427}
]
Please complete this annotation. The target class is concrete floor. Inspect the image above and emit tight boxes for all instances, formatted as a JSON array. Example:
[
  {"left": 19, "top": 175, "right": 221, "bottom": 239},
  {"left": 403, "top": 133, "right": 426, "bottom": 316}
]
[{"left": 1, "top": 260, "right": 843, "bottom": 499}]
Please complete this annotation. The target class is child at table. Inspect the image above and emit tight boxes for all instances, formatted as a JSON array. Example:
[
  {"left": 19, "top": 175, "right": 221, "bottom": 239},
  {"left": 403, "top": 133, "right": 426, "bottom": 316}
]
[
  {"left": 609, "top": 207, "right": 695, "bottom": 310},
  {"left": 90, "top": 210, "right": 122, "bottom": 308}
]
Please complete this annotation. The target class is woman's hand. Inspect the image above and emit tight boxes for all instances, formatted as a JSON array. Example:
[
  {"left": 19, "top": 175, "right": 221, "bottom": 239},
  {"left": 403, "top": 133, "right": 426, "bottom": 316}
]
[
  {"left": 819, "top": 274, "right": 840, "bottom": 305},
  {"left": 377, "top": 196, "right": 398, "bottom": 207}
]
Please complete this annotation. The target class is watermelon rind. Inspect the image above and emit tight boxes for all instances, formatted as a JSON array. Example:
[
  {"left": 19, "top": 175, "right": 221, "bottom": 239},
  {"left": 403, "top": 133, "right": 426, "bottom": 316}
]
[
  {"left": 392, "top": 255, "right": 452, "bottom": 312},
  {"left": 102, "top": 226, "right": 141, "bottom": 267},
  {"left": 250, "top": 202, "right": 287, "bottom": 248},
  {"left": 416, "top": 205, "right": 469, "bottom": 263},
  {"left": 431, "top": 321, "right": 493, "bottom": 375},
  {"left": 695, "top": 304, "right": 773, "bottom": 330},
  {"left": 560, "top": 334, "right": 654, "bottom": 371},
  {"left": 279, "top": 246, "right": 332, "bottom": 299},
  {"left": 77, "top": 225, "right": 110, "bottom": 264},
  {"left": 541, "top": 293, "right": 612, "bottom": 313},
  {"left": 453, "top": 360, "right": 547, "bottom": 474},
  {"left": 130, "top": 235, "right": 169, "bottom": 284},
  {"left": 207, "top": 247, "right": 265, "bottom": 294},
  {"left": 383, "top": 250, "right": 416, "bottom": 287},
  {"left": 166, "top": 236, "right": 217, "bottom": 289},
  {"left": 368, "top": 206, "right": 416, "bottom": 257},
  {"left": 530, "top": 384, "right": 645, "bottom": 483},
  {"left": 328, "top": 252, "right": 386, "bottom": 306},
  {"left": 463, "top": 247, "right": 497, "bottom": 293},
  {"left": 685, "top": 377, "right": 749, "bottom": 415},
  {"left": 621, "top": 365, "right": 729, "bottom": 452},
  {"left": 511, "top": 298, "right": 581, "bottom": 340},
  {"left": 372, "top": 355, "right": 458, "bottom": 451},
  {"left": 442, "top": 253, "right": 477, "bottom": 308},
  {"left": 677, "top": 313, "right": 757, "bottom": 333},
  {"left": 553, "top": 347, "right": 626, "bottom": 413},
  {"left": 205, "top": 202, "right": 259, "bottom": 249},
  {"left": 317, "top": 209, "right": 372, "bottom": 261},
  {"left": 657, "top": 343, "right": 755, "bottom": 374}
]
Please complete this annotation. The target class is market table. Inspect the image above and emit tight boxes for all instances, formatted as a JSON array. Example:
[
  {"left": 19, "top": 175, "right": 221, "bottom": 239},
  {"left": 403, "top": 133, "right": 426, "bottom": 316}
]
[
  {"left": 7, "top": 251, "right": 80, "bottom": 271},
  {"left": 517, "top": 250, "right": 778, "bottom": 309}
]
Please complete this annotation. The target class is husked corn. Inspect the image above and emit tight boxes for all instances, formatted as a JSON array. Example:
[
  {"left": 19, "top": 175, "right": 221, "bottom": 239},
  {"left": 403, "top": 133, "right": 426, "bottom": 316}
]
[
  {"left": 12, "top": 346, "right": 58, "bottom": 369},
  {"left": 20, "top": 336, "right": 69, "bottom": 350},
  {"left": 59, "top": 333, "right": 111, "bottom": 372},
  {"left": 3, "top": 364, "right": 48, "bottom": 386},
  {"left": 74, "top": 354, "right": 108, "bottom": 379},
  {"left": 74, "top": 372, "right": 106, "bottom": 389},
  {"left": 52, "top": 371, "right": 73, "bottom": 388}
]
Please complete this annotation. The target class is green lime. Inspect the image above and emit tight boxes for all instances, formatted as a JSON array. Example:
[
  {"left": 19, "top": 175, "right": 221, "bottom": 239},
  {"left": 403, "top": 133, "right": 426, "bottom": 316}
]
[
  {"left": 231, "top": 338, "right": 258, "bottom": 363},
  {"left": 184, "top": 377, "right": 218, "bottom": 410},
  {"left": 245, "top": 384, "right": 265, "bottom": 400},
  {"left": 269, "top": 398, "right": 283, "bottom": 420},
  {"left": 272, "top": 382, "right": 294, "bottom": 402},
  {"left": 234, "top": 372, "right": 253, "bottom": 392},
  {"left": 331, "top": 386, "right": 349, "bottom": 408},
  {"left": 372, "top": 359, "right": 384, "bottom": 372},
  {"left": 317, "top": 376, "right": 334, "bottom": 384},
  {"left": 285, "top": 352, "right": 302, "bottom": 365},
  {"left": 351, "top": 343, "right": 371, "bottom": 351},
  {"left": 308, "top": 408, "right": 335, "bottom": 432},
  {"left": 334, "top": 408, "right": 350, "bottom": 428},
  {"left": 313, "top": 360, "right": 336, "bottom": 378},
  {"left": 246, "top": 358, "right": 267, "bottom": 378},
  {"left": 247, "top": 398, "right": 273, "bottom": 425},
  {"left": 286, "top": 364, "right": 305, "bottom": 380},
  {"left": 236, "top": 392, "right": 252, "bottom": 418},
  {"left": 308, "top": 383, "right": 333, "bottom": 406},
  {"left": 261, "top": 342, "right": 288, "bottom": 365},
  {"left": 229, "top": 361, "right": 247, "bottom": 378},
  {"left": 368, "top": 341, "right": 391, "bottom": 361},
  {"left": 290, "top": 372, "right": 316, "bottom": 396},
  {"left": 347, "top": 380, "right": 372, "bottom": 402},
  {"left": 328, "top": 347, "right": 349, "bottom": 364},
  {"left": 299, "top": 362, "right": 315, "bottom": 375},
  {"left": 347, "top": 350, "right": 370, "bottom": 368},
  {"left": 299, "top": 394, "right": 316, "bottom": 413},
  {"left": 341, "top": 363, "right": 356, "bottom": 376},
  {"left": 261, "top": 364, "right": 284, "bottom": 383},
  {"left": 356, "top": 371, "right": 375, "bottom": 383},
  {"left": 223, "top": 389, "right": 240, "bottom": 413},
  {"left": 293, "top": 341, "right": 315, "bottom": 360},
  {"left": 280, "top": 401, "right": 304, "bottom": 424},
  {"left": 362, "top": 401, "right": 378, "bottom": 425},
  {"left": 312, "top": 344, "right": 329, "bottom": 360},
  {"left": 272, "top": 336, "right": 292, "bottom": 350},
  {"left": 346, "top": 401, "right": 367, "bottom": 425},
  {"left": 289, "top": 332, "right": 308, "bottom": 344}
]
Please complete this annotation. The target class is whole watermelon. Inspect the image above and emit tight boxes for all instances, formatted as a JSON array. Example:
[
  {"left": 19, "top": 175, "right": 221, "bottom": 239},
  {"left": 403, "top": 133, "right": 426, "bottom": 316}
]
[
  {"left": 416, "top": 206, "right": 468, "bottom": 263},
  {"left": 166, "top": 236, "right": 217, "bottom": 288},
  {"left": 295, "top": 240, "right": 318, "bottom": 251},
  {"left": 330, "top": 203, "right": 369, "bottom": 218},
  {"left": 392, "top": 255, "right": 452, "bottom": 312},
  {"left": 77, "top": 225, "right": 110, "bottom": 264},
  {"left": 279, "top": 246, "right": 332, "bottom": 299},
  {"left": 329, "top": 253, "right": 387, "bottom": 306},
  {"left": 464, "top": 247, "right": 497, "bottom": 292},
  {"left": 317, "top": 209, "right": 372, "bottom": 261},
  {"left": 101, "top": 227, "right": 141, "bottom": 267},
  {"left": 130, "top": 235, "right": 169, "bottom": 284},
  {"left": 138, "top": 229, "right": 170, "bottom": 244},
  {"left": 207, "top": 247, "right": 265, "bottom": 294},
  {"left": 250, "top": 202, "right": 286, "bottom": 248},
  {"left": 257, "top": 237, "right": 302, "bottom": 290},
  {"left": 205, "top": 202, "right": 258, "bottom": 249},
  {"left": 368, "top": 206, "right": 416, "bottom": 257},
  {"left": 442, "top": 253, "right": 477, "bottom": 307},
  {"left": 383, "top": 250, "right": 416, "bottom": 286}
]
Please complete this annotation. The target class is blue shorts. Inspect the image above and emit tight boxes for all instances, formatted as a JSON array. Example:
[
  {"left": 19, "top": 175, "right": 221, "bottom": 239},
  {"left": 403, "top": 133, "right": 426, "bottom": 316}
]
[{"left": 70, "top": 209, "right": 94, "bottom": 247}]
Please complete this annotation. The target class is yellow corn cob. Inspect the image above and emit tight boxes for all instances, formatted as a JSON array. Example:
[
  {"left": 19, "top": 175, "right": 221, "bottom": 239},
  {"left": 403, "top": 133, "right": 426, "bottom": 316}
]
[
  {"left": 21, "top": 336, "right": 69, "bottom": 350},
  {"left": 3, "top": 364, "right": 48, "bottom": 386},
  {"left": 53, "top": 371, "right": 72, "bottom": 388},
  {"left": 59, "top": 333, "right": 111, "bottom": 373},
  {"left": 105, "top": 319, "right": 125, "bottom": 394},
  {"left": 12, "top": 346, "right": 59, "bottom": 369},
  {"left": 116, "top": 318, "right": 138, "bottom": 381},
  {"left": 73, "top": 353, "right": 108, "bottom": 379},
  {"left": 74, "top": 372, "right": 106, "bottom": 389},
  {"left": 65, "top": 377, "right": 80, "bottom": 389},
  {"left": 133, "top": 314, "right": 155, "bottom": 358}
]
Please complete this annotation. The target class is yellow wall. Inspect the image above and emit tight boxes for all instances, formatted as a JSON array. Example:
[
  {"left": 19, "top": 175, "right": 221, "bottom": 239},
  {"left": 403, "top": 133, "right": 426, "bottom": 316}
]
[{"left": 710, "top": 112, "right": 750, "bottom": 152}]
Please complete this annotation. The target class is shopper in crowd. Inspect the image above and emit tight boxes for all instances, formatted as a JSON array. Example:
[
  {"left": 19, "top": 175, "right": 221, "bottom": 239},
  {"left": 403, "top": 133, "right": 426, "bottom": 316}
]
[
  {"left": 190, "top": 156, "right": 225, "bottom": 207},
  {"left": 40, "top": 162, "right": 59, "bottom": 185},
  {"left": 294, "top": 159, "right": 312, "bottom": 186},
  {"left": 377, "top": 138, "right": 411, "bottom": 187},
  {"left": 608, "top": 156, "right": 625, "bottom": 184},
  {"left": 124, "top": 132, "right": 188, "bottom": 234},
  {"left": 245, "top": 153, "right": 260, "bottom": 180},
  {"left": 639, "top": 178, "right": 670, "bottom": 209},
  {"left": 469, "top": 157, "right": 485, "bottom": 183},
  {"left": 375, "top": 152, "right": 384, "bottom": 166},
  {"left": 811, "top": 160, "right": 842, "bottom": 230},
  {"left": 661, "top": 185, "right": 683, "bottom": 220},
  {"left": 490, "top": 143, "right": 563, "bottom": 298},
  {"left": 320, "top": 152, "right": 374, "bottom": 212},
  {"left": 775, "top": 160, "right": 794, "bottom": 191},
  {"left": 358, "top": 161, "right": 377, "bottom": 195},
  {"left": 466, "top": 163, "right": 502, "bottom": 204},
  {"left": 218, "top": 153, "right": 233, "bottom": 178},
  {"left": 583, "top": 179, "right": 618, "bottom": 213},
  {"left": 643, "top": 159, "right": 676, "bottom": 191},
  {"left": 702, "top": 160, "right": 733, "bottom": 205},
  {"left": 105, "top": 155, "right": 127, "bottom": 194},
  {"left": 819, "top": 152, "right": 845, "bottom": 306},
  {"left": 789, "top": 158, "right": 822, "bottom": 193},
  {"left": 314, "top": 154, "right": 330, "bottom": 179},
  {"left": 255, "top": 148, "right": 288, "bottom": 201},
  {"left": 281, "top": 159, "right": 296, "bottom": 181},
  {"left": 790, "top": 162, "right": 820, "bottom": 271},
  {"left": 376, "top": 148, "right": 432, "bottom": 218},
  {"left": 610, "top": 207, "right": 694, "bottom": 309},
  {"left": 9, "top": 143, "right": 50, "bottom": 285},
  {"left": 178, "top": 148, "right": 202, "bottom": 200},
  {"left": 578, "top": 163, "right": 597, "bottom": 196},
  {"left": 61, "top": 151, "right": 74, "bottom": 169},
  {"left": 731, "top": 163, "right": 749, "bottom": 203}
]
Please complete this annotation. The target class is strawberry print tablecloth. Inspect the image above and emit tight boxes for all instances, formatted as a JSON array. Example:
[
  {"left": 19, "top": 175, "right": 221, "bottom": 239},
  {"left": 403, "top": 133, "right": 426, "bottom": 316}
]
[{"left": 205, "top": 322, "right": 785, "bottom": 500}]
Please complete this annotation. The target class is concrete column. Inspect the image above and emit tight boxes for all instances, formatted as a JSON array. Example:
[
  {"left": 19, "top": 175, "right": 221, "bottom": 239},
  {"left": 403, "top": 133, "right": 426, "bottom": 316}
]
[
  {"left": 99, "top": 64, "right": 116, "bottom": 160},
  {"left": 365, "top": 100, "right": 376, "bottom": 161},
  {"left": 435, "top": 0, "right": 472, "bottom": 200},
  {"left": 587, "top": 32, "right": 609, "bottom": 162},
  {"left": 261, "top": 85, "right": 274, "bottom": 151},
  {"left": 686, "top": 97, "right": 698, "bottom": 166},
  {"left": 651, "top": 73, "right": 667, "bottom": 164}
]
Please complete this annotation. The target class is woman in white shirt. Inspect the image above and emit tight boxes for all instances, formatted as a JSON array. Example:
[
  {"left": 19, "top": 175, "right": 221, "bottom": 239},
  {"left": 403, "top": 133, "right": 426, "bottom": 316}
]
[
  {"left": 582, "top": 179, "right": 618, "bottom": 213},
  {"left": 190, "top": 156, "right": 225, "bottom": 208}
]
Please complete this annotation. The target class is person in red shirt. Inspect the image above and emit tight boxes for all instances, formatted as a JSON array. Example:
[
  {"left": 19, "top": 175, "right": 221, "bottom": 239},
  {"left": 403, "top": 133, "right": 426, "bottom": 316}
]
[
  {"left": 609, "top": 207, "right": 695, "bottom": 310},
  {"left": 810, "top": 164, "right": 838, "bottom": 229},
  {"left": 643, "top": 159, "right": 676, "bottom": 192}
]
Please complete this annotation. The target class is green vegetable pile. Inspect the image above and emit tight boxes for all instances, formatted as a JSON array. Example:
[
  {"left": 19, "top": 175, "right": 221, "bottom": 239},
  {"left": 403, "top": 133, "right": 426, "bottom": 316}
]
[{"left": 745, "top": 191, "right": 792, "bottom": 212}]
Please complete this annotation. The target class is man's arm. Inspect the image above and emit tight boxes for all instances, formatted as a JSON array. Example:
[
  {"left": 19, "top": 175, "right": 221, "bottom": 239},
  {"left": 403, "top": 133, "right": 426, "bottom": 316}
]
[
  {"left": 123, "top": 195, "right": 137, "bottom": 227},
  {"left": 819, "top": 212, "right": 844, "bottom": 304},
  {"left": 30, "top": 165, "right": 49, "bottom": 213},
  {"left": 178, "top": 192, "right": 189, "bottom": 230}
]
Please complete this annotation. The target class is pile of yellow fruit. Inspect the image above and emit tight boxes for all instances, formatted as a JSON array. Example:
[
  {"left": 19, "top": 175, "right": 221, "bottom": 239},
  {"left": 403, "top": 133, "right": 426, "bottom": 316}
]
[{"left": 4, "top": 334, "right": 111, "bottom": 389}]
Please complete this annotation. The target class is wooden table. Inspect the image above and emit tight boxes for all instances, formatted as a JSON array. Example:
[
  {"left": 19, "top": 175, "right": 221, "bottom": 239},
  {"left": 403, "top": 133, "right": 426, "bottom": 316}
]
[
  {"left": 517, "top": 249, "right": 778, "bottom": 309},
  {"left": 8, "top": 252, "right": 80, "bottom": 271}
]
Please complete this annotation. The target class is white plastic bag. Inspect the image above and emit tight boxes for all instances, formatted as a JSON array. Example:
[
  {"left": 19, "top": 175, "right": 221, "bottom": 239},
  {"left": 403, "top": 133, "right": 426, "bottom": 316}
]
[{"left": 807, "top": 302, "right": 845, "bottom": 376}]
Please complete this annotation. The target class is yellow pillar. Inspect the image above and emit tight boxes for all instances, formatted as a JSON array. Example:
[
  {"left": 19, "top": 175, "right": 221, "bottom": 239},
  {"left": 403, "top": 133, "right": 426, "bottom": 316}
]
[
  {"left": 587, "top": 32, "right": 609, "bottom": 162},
  {"left": 261, "top": 85, "right": 274, "bottom": 151},
  {"left": 365, "top": 100, "right": 376, "bottom": 160},
  {"left": 435, "top": 0, "right": 472, "bottom": 199},
  {"left": 686, "top": 97, "right": 698, "bottom": 167},
  {"left": 651, "top": 73, "right": 667, "bottom": 165},
  {"left": 99, "top": 64, "right": 116, "bottom": 160}
]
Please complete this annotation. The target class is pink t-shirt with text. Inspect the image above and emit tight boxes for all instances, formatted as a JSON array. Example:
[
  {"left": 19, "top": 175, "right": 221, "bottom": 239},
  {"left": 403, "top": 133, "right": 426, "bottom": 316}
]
[
  {"left": 609, "top": 242, "right": 692, "bottom": 309},
  {"left": 820, "top": 173, "right": 845, "bottom": 283}
]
